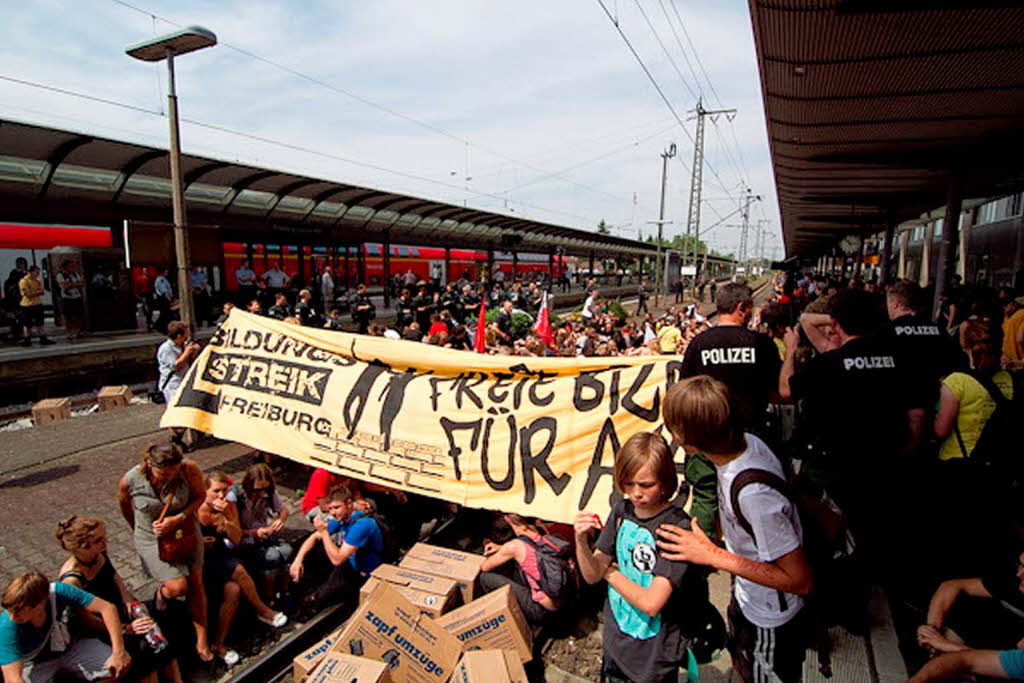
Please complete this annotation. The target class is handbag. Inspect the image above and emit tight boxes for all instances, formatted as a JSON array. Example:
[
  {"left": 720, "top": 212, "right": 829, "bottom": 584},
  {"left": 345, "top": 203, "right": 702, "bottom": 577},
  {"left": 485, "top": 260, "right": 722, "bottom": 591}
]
[{"left": 156, "top": 491, "right": 197, "bottom": 565}]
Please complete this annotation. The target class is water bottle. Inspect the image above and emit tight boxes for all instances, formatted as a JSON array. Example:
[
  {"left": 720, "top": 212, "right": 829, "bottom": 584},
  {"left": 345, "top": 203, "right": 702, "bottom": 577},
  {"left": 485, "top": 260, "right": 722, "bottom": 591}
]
[{"left": 130, "top": 601, "right": 167, "bottom": 654}]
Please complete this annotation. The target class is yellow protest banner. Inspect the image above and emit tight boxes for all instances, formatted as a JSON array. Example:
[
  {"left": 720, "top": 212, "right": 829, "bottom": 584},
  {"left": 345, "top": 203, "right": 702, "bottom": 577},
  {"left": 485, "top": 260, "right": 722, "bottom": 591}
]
[{"left": 162, "top": 310, "right": 686, "bottom": 523}]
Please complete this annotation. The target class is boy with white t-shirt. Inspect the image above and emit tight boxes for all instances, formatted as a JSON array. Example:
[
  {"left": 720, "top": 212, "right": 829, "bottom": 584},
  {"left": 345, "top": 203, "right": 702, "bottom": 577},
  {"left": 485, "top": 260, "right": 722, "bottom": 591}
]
[{"left": 658, "top": 375, "right": 813, "bottom": 683}]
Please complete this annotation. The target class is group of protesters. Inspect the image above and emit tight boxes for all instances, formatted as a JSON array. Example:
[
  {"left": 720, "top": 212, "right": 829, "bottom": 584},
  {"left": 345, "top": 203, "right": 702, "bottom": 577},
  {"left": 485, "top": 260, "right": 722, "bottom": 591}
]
[{"left": 5, "top": 262, "right": 1024, "bottom": 682}]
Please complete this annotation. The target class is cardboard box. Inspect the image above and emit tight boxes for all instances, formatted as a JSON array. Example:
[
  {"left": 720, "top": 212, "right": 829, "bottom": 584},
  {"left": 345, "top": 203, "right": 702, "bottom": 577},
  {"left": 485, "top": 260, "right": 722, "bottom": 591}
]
[
  {"left": 332, "top": 583, "right": 463, "bottom": 683},
  {"left": 97, "top": 385, "right": 132, "bottom": 411},
  {"left": 399, "top": 543, "right": 484, "bottom": 604},
  {"left": 452, "top": 650, "right": 527, "bottom": 683},
  {"left": 360, "top": 564, "right": 460, "bottom": 618},
  {"left": 308, "top": 652, "right": 392, "bottom": 683},
  {"left": 293, "top": 626, "right": 346, "bottom": 682},
  {"left": 436, "top": 586, "right": 532, "bottom": 663},
  {"left": 32, "top": 397, "right": 70, "bottom": 425}
]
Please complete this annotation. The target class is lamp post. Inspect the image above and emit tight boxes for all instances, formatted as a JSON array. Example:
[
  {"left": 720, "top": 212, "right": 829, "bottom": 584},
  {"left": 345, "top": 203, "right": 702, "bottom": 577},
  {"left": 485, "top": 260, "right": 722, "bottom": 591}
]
[{"left": 126, "top": 26, "right": 217, "bottom": 331}]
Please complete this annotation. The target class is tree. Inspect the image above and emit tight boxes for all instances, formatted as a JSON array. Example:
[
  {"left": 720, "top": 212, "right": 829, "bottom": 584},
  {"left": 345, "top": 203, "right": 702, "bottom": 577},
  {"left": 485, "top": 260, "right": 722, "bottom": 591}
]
[{"left": 597, "top": 220, "right": 611, "bottom": 235}]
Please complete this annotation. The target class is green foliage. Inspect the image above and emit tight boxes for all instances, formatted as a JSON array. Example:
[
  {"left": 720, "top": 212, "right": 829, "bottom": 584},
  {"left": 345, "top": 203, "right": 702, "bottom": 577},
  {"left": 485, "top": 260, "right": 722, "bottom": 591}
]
[
  {"left": 605, "top": 299, "right": 628, "bottom": 321},
  {"left": 485, "top": 307, "right": 534, "bottom": 339}
]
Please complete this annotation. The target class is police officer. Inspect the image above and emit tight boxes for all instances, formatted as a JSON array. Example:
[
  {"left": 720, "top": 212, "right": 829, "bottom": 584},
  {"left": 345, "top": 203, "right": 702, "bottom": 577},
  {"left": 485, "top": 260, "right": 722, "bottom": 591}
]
[
  {"left": 780, "top": 288, "right": 927, "bottom": 571},
  {"left": 678, "top": 281, "right": 782, "bottom": 537},
  {"left": 349, "top": 283, "right": 376, "bottom": 334},
  {"left": 886, "top": 279, "right": 965, "bottom": 395},
  {"left": 396, "top": 288, "right": 415, "bottom": 330},
  {"left": 412, "top": 284, "right": 434, "bottom": 330}
]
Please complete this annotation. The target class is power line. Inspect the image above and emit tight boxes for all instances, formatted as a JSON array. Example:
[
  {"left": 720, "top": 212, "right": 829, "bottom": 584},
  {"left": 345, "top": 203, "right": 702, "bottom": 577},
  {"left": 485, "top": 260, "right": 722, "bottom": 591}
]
[
  {"left": 632, "top": 0, "right": 699, "bottom": 101},
  {"left": 654, "top": 0, "right": 704, "bottom": 100},
  {"left": 594, "top": 0, "right": 738, "bottom": 205},
  {"left": 108, "top": 0, "right": 637, "bottom": 208},
  {"left": 0, "top": 73, "right": 603, "bottom": 227}
]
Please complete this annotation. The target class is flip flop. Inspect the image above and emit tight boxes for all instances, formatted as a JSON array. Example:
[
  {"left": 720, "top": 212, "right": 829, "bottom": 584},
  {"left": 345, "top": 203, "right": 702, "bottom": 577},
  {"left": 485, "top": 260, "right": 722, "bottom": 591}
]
[{"left": 259, "top": 611, "right": 288, "bottom": 628}]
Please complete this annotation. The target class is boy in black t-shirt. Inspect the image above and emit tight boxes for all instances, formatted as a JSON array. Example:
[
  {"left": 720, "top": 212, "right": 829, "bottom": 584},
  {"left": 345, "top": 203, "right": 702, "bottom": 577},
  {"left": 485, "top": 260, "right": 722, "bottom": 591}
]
[{"left": 576, "top": 432, "right": 704, "bottom": 683}]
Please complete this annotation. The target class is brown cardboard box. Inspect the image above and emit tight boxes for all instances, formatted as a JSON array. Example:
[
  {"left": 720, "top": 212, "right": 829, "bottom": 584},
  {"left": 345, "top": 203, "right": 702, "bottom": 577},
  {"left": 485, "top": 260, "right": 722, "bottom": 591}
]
[
  {"left": 293, "top": 626, "right": 346, "bottom": 682},
  {"left": 436, "top": 586, "right": 532, "bottom": 663},
  {"left": 308, "top": 652, "right": 392, "bottom": 683},
  {"left": 399, "top": 543, "right": 484, "bottom": 604},
  {"left": 452, "top": 650, "right": 527, "bottom": 683},
  {"left": 97, "top": 385, "right": 133, "bottom": 411},
  {"left": 32, "top": 397, "right": 70, "bottom": 425},
  {"left": 360, "top": 564, "right": 460, "bottom": 618},
  {"left": 332, "top": 583, "right": 463, "bottom": 683}
]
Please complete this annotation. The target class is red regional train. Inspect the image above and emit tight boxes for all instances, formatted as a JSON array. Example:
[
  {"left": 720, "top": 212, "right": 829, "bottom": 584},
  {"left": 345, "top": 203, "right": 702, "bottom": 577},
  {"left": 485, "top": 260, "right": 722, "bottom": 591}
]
[{"left": 220, "top": 242, "right": 567, "bottom": 291}]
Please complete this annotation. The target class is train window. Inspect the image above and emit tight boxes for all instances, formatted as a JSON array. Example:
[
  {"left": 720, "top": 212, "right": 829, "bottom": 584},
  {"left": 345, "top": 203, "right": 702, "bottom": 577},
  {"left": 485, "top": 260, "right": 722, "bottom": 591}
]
[
  {"left": 410, "top": 248, "right": 420, "bottom": 258},
  {"left": 398, "top": 247, "right": 409, "bottom": 257},
  {"left": 367, "top": 245, "right": 380, "bottom": 256}
]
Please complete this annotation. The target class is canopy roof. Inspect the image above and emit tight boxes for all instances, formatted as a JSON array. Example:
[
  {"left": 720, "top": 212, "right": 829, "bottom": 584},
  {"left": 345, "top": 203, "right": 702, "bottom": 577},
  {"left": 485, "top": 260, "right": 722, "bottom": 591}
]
[
  {"left": 0, "top": 118, "right": 655, "bottom": 257},
  {"left": 748, "top": 1, "right": 1024, "bottom": 255}
]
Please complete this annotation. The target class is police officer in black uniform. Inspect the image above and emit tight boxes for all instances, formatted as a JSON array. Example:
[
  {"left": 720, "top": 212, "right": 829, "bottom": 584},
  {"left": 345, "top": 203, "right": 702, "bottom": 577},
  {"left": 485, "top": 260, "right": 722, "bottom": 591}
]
[
  {"left": 460, "top": 284, "right": 480, "bottom": 322},
  {"left": 349, "top": 283, "right": 376, "bottom": 334},
  {"left": 412, "top": 284, "right": 434, "bottom": 330},
  {"left": 678, "top": 281, "right": 783, "bottom": 538},
  {"left": 780, "top": 288, "right": 927, "bottom": 574},
  {"left": 886, "top": 279, "right": 965, "bottom": 396},
  {"left": 396, "top": 288, "right": 415, "bottom": 331}
]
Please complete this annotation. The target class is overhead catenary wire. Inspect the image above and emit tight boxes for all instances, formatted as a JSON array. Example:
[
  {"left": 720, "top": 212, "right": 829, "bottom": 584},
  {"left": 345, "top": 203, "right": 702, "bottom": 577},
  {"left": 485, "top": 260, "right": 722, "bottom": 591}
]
[
  {"left": 594, "top": 0, "right": 738, "bottom": 206},
  {"left": 108, "top": 0, "right": 641, "bottom": 210},
  {"left": 0, "top": 74, "right": 605, "bottom": 228}
]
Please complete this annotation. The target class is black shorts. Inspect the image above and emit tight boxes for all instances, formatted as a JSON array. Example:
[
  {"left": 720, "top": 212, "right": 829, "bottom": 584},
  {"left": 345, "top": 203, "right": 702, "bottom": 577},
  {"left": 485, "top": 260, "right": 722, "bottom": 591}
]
[
  {"left": 21, "top": 304, "right": 43, "bottom": 327},
  {"left": 727, "top": 598, "right": 808, "bottom": 683}
]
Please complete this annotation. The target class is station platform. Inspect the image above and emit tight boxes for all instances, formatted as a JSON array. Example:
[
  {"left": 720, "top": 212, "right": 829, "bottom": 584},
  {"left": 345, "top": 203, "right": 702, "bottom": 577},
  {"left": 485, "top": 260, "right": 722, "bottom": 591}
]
[{"left": 0, "top": 283, "right": 643, "bottom": 404}]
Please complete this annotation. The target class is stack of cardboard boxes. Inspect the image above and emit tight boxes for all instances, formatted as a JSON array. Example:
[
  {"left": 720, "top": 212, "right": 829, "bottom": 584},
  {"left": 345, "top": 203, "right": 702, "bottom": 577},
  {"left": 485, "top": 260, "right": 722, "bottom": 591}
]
[{"left": 294, "top": 543, "right": 535, "bottom": 683}]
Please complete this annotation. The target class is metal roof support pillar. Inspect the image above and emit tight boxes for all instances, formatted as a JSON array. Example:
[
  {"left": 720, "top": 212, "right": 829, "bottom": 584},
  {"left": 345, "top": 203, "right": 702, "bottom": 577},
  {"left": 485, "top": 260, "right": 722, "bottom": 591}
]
[
  {"left": 548, "top": 249, "right": 554, "bottom": 282},
  {"left": 589, "top": 251, "right": 595, "bottom": 285},
  {"left": 898, "top": 231, "right": 908, "bottom": 280},
  {"left": 382, "top": 232, "right": 392, "bottom": 309},
  {"left": 487, "top": 249, "right": 494, "bottom": 283},
  {"left": 958, "top": 209, "right": 971, "bottom": 282},
  {"left": 444, "top": 247, "right": 451, "bottom": 286},
  {"left": 855, "top": 233, "right": 866, "bottom": 280},
  {"left": 357, "top": 244, "right": 366, "bottom": 290},
  {"left": 920, "top": 226, "right": 932, "bottom": 287},
  {"left": 932, "top": 175, "right": 962, "bottom": 321},
  {"left": 343, "top": 246, "right": 350, "bottom": 290},
  {"left": 512, "top": 251, "right": 518, "bottom": 281},
  {"left": 880, "top": 221, "right": 896, "bottom": 287}
]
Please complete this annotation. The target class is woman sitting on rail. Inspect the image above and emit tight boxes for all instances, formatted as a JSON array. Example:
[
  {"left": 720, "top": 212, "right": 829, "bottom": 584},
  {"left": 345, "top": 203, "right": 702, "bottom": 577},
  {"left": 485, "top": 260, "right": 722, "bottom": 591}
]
[
  {"left": 197, "top": 471, "right": 287, "bottom": 666},
  {"left": 117, "top": 443, "right": 212, "bottom": 662},
  {"left": 227, "top": 464, "right": 293, "bottom": 604},
  {"left": 56, "top": 516, "right": 183, "bottom": 683}
]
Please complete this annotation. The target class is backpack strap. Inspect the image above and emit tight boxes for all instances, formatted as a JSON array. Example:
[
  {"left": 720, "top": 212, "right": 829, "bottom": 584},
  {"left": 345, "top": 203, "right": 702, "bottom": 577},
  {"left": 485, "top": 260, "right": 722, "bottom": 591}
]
[
  {"left": 969, "top": 371, "right": 1010, "bottom": 406},
  {"left": 728, "top": 468, "right": 794, "bottom": 612}
]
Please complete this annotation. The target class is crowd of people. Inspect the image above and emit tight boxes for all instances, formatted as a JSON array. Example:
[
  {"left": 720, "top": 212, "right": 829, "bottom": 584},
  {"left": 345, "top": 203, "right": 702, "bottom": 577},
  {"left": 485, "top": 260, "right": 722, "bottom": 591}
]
[{"left": 4, "top": 265, "right": 1024, "bottom": 682}]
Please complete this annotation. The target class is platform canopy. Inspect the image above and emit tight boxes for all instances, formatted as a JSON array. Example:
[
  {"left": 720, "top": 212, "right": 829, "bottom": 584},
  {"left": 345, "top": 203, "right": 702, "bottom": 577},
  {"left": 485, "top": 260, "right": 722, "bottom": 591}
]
[
  {"left": 0, "top": 118, "right": 655, "bottom": 258},
  {"left": 748, "top": 1, "right": 1024, "bottom": 256}
]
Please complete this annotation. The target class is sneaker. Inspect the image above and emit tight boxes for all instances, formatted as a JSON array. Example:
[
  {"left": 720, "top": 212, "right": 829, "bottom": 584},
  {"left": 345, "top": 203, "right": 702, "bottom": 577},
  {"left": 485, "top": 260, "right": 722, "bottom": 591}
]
[{"left": 259, "top": 611, "right": 288, "bottom": 628}]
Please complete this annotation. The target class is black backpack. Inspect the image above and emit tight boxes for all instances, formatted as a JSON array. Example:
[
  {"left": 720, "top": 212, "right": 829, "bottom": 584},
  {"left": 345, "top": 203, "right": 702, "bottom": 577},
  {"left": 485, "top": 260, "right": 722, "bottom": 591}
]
[
  {"left": 361, "top": 510, "right": 400, "bottom": 564},
  {"left": 954, "top": 371, "right": 1022, "bottom": 486},
  {"left": 517, "top": 533, "right": 577, "bottom": 603}
]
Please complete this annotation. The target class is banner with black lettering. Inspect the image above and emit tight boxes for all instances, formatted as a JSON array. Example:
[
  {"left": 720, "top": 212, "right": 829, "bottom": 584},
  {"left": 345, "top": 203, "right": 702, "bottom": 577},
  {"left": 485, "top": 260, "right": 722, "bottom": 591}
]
[{"left": 162, "top": 310, "right": 686, "bottom": 523}]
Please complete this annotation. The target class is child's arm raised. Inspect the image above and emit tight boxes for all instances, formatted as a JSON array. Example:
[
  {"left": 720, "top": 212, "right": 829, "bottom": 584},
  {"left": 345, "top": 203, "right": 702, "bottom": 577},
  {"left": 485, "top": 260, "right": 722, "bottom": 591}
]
[{"left": 575, "top": 512, "right": 612, "bottom": 585}]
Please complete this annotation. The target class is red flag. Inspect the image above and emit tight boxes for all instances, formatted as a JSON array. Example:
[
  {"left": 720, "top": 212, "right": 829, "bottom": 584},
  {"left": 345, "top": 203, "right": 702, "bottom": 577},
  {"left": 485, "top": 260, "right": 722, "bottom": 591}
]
[
  {"left": 533, "top": 292, "right": 554, "bottom": 348},
  {"left": 473, "top": 298, "right": 487, "bottom": 353}
]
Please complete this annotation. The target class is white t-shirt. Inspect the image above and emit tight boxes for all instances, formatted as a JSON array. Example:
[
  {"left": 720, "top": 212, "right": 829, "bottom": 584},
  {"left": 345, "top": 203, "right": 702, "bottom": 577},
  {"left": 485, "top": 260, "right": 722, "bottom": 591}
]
[
  {"left": 716, "top": 433, "right": 804, "bottom": 628},
  {"left": 582, "top": 295, "right": 596, "bottom": 319},
  {"left": 263, "top": 268, "right": 289, "bottom": 288},
  {"left": 320, "top": 272, "right": 334, "bottom": 296},
  {"left": 157, "top": 339, "right": 185, "bottom": 403}
]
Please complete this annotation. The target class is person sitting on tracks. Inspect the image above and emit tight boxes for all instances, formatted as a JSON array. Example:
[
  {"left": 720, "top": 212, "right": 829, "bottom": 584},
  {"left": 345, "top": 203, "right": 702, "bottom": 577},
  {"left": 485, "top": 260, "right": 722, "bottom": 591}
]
[
  {"left": 288, "top": 486, "right": 385, "bottom": 610},
  {"left": 118, "top": 443, "right": 213, "bottom": 663},
  {"left": 266, "top": 292, "right": 291, "bottom": 321},
  {"left": 575, "top": 431, "right": 707, "bottom": 683},
  {"left": 197, "top": 471, "right": 287, "bottom": 666},
  {"left": 56, "top": 516, "right": 182, "bottom": 683},
  {"left": 479, "top": 515, "right": 562, "bottom": 627},
  {"left": 0, "top": 571, "right": 131, "bottom": 682},
  {"left": 658, "top": 377, "right": 813, "bottom": 683},
  {"left": 226, "top": 464, "right": 293, "bottom": 604}
]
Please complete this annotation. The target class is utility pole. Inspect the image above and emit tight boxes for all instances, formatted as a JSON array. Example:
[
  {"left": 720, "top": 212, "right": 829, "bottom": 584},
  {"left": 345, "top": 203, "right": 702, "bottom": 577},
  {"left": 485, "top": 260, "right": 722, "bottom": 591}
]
[
  {"left": 685, "top": 98, "right": 736, "bottom": 287},
  {"left": 736, "top": 188, "right": 760, "bottom": 277},
  {"left": 653, "top": 143, "right": 676, "bottom": 306},
  {"left": 755, "top": 219, "right": 769, "bottom": 275}
]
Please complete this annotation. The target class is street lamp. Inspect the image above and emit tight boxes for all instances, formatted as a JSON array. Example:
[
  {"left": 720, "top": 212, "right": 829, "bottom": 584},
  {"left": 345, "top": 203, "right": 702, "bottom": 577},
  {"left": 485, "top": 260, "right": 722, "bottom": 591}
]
[{"left": 126, "top": 26, "right": 217, "bottom": 331}]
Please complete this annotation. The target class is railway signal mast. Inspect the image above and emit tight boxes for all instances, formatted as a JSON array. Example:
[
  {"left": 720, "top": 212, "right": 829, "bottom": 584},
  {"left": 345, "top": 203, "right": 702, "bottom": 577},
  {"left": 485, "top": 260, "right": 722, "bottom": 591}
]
[
  {"left": 736, "top": 188, "right": 761, "bottom": 277},
  {"left": 685, "top": 99, "right": 736, "bottom": 286}
]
